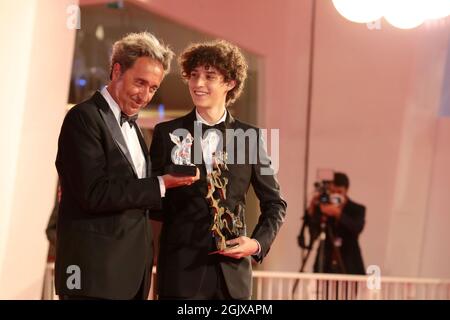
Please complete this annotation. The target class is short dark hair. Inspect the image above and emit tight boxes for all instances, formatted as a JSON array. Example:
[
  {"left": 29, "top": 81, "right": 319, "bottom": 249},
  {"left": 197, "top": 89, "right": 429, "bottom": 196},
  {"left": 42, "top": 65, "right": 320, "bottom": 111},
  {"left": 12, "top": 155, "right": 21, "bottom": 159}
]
[
  {"left": 333, "top": 172, "right": 350, "bottom": 189},
  {"left": 178, "top": 39, "right": 248, "bottom": 107}
]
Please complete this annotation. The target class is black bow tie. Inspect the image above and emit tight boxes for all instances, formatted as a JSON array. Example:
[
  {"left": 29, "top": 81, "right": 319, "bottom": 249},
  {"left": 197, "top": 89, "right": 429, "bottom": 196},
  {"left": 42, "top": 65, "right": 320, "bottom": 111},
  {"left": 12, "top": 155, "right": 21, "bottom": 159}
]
[
  {"left": 120, "top": 112, "right": 138, "bottom": 128},
  {"left": 201, "top": 121, "right": 226, "bottom": 132}
]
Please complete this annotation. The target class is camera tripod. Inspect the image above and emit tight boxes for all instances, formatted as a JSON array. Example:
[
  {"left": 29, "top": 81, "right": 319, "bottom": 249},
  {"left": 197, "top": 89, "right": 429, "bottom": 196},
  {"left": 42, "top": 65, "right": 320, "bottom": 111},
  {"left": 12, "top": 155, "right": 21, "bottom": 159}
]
[
  {"left": 315, "top": 215, "right": 346, "bottom": 274},
  {"left": 292, "top": 211, "right": 346, "bottom": 297}
]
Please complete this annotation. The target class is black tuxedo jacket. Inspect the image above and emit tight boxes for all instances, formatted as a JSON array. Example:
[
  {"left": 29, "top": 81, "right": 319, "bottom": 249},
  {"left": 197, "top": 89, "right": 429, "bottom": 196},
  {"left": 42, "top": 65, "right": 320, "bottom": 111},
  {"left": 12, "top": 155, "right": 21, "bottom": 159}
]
[
  {"left": 150, "top": 109, "right": 287, "bottom": 299},
  {"left": 55, "top": 91, "right": 162, "bottom": 299}
]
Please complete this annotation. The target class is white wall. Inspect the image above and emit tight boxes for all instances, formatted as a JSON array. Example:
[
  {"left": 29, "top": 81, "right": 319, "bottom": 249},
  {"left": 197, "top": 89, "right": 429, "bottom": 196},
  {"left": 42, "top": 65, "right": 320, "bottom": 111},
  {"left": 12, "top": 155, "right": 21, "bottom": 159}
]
[
  {"left": 0, "top": 0, "right": 76, "bottom": 299},
  {"left": 0, "top": 1, "right": 37, "bottom": 295},
  {"left": 419, "top": 118, "right": 450, "bottom": 278},
  {"left": 384, "top": 26, "right": 450, "bottom": 277},
  {"left": 418, "top": 42, "right": 450, "bottom": 278}
]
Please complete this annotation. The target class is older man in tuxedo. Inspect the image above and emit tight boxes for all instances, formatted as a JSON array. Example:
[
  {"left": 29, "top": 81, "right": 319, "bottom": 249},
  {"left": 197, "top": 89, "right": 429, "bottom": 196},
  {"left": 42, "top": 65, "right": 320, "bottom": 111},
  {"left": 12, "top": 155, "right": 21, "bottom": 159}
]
[{"left": 55, "top": 32, "right": 198, "bottom": 300}]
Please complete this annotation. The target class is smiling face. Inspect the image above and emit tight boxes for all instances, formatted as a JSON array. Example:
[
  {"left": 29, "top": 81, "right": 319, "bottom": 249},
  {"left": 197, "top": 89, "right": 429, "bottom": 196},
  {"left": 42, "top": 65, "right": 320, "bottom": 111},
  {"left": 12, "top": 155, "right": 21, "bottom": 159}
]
[
  {"left": 187, "top": 65, "right": 235, "bottom": 112},
  {"left": 109, "top": 56, "right": 164, "bottom": 116}
]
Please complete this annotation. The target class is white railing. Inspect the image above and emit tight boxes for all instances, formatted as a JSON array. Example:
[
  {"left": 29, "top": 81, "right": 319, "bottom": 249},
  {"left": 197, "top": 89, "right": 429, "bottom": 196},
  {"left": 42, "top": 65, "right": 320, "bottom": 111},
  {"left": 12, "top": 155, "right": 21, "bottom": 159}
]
[
  {"left": 42, "top": 263, "right": 450, "bottom": 300},
  {"left": 252, "top": 270, "right": 450, "bottom": 300}
]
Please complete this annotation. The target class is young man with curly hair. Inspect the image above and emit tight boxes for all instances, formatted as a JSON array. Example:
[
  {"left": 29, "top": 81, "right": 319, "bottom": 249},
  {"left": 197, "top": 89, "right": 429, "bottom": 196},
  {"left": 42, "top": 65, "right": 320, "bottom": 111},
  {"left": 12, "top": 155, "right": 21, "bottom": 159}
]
[{"left": 150, "top": 40, "right": 287, "bottom": 299}]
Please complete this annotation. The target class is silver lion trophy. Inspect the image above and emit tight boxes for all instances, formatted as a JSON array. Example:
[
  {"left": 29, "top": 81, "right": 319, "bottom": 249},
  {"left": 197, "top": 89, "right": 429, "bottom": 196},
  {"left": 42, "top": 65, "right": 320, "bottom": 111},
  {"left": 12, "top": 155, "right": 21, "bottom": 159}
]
[{"left": 166, "top": 132, "right": 197, "bottom": 176}]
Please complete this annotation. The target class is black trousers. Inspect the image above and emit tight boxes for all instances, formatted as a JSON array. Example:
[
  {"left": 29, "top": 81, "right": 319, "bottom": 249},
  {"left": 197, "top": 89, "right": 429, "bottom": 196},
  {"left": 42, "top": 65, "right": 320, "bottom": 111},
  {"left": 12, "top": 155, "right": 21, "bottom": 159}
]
[{"left": 159, "top": 263, "right": 234, "bottom": 300}]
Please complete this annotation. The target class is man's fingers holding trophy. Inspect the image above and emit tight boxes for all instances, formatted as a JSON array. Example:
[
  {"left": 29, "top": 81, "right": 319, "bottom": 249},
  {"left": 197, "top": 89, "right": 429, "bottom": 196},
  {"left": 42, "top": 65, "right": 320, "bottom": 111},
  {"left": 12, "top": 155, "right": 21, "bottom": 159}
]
[
  {"left": 183, "top": 167, "right": 200, "bottom": 185},
  {"left": 218, "top": 236, "right": 259, "bottom": 259},
  {"left": 162, "top": 168, "right": 200, "bottom": 189}
]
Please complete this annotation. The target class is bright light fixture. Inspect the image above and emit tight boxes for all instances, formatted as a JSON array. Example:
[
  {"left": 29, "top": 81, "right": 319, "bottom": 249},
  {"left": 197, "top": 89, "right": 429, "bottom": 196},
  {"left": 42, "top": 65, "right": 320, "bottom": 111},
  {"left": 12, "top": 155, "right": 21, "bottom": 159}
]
[
  {"left": 332, "top": 0, "right": 450, "bottom": 29},
  {"left": 421, "top": 0, "right": 450, "bottom": 20},
  {"left": 332, "top": 0, "right": 386, "bottom": 23},
  {"left": 384, "top": 0, "right": 425, "bottom": 29}
]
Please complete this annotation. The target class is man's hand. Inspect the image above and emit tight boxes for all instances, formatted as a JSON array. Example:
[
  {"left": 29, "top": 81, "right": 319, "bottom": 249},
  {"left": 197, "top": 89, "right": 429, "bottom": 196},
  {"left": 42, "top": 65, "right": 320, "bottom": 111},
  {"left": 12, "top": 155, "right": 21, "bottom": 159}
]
[
  {"left": 162, "top": 168, "right": 200, "bottom": 189},
  {"left": 218, "top": 236, "right": 259, "bottom": 259},
  {"left": 319, "top": 203, "right": 342, "bottom": 218}
]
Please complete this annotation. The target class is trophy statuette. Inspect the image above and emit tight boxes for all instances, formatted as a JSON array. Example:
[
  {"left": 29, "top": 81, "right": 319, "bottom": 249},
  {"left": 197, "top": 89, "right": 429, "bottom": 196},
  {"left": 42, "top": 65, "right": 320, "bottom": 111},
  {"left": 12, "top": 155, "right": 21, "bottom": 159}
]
[{"left": 166, "top": 132, "right": 197, "bottom": 176}]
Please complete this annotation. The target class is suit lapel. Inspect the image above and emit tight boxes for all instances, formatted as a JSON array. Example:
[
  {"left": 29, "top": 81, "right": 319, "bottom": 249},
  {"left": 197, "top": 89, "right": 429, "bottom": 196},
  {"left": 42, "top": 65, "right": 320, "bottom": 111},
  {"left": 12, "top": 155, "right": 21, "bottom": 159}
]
[{"left": 93, "top": 91, "right": 138, "bottom": 177}]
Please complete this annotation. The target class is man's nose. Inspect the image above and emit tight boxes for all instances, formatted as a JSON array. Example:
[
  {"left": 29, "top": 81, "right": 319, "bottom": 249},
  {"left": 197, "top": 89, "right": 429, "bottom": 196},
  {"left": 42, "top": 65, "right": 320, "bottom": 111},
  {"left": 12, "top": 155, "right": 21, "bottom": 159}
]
[{"left": 193, "top": 76, "right": 206, "bottom": 87}]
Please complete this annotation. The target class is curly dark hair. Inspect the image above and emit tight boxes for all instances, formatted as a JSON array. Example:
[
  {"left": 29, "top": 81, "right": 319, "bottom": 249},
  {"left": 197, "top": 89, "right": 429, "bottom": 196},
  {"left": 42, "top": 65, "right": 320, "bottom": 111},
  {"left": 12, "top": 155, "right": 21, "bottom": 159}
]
[{"left": 178, "top": 39, "right": 248, "bottom": 107}]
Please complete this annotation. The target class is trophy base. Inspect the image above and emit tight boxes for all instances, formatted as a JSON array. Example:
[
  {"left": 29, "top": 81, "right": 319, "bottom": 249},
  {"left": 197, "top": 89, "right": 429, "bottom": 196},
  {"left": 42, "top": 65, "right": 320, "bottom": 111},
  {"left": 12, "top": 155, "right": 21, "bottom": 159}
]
[{"left": 164, "top": 164, "right": 197, "bottom": 176}]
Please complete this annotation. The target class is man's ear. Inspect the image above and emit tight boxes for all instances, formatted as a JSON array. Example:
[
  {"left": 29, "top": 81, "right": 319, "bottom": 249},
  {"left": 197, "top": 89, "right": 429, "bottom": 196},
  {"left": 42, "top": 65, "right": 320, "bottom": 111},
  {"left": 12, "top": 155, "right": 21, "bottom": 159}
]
[
  {"left": 111, "top": 62, "right": 122, "bottom": 81},
  {"left": 226, "top": 80, "right": 236, "bottom": 91}
]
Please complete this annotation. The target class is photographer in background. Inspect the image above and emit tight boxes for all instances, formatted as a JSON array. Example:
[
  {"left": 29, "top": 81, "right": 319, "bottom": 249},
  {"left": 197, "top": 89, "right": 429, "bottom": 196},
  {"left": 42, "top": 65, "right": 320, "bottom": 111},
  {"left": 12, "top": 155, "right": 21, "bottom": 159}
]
[{"left": 307, "top": 172, "right": 366, "bottom": 275}]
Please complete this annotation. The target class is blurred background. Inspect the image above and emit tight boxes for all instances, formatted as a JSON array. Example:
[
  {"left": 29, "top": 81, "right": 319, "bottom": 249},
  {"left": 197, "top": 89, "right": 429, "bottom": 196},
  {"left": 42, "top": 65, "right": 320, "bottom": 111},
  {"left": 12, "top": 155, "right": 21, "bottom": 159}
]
[{"left": 0, "top": 0, "right": 449, "bottom": 299}]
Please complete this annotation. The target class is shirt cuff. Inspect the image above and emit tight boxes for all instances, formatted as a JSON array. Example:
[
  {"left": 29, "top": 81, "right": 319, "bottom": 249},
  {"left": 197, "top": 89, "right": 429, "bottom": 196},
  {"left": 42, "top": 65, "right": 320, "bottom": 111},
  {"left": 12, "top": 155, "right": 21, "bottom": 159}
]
[
  {"left": 157, "top": 176, "right": 166, "bottom": 197},
  {"left": 253, "top": 238, "right": 261, "bottom": 256}
]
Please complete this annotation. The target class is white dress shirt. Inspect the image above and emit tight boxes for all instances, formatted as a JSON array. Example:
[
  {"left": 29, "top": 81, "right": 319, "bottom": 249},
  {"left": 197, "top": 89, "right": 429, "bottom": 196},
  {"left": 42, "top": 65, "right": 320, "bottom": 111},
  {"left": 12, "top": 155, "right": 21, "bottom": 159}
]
[
  {"left": 196, "top": 109, "right": 227, "bottom": 174},
  {"left": 101, "top": 87, "right": 165, "bottom": 197}
]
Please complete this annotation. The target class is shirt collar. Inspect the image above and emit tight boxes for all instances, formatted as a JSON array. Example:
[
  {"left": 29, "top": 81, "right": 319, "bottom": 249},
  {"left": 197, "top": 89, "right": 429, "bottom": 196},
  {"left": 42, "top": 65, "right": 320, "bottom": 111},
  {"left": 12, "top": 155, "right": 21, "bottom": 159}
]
[
  {"left": 195, "top": 108, "right": 227, "bottom": 126},
  {"left": 100, "top": 86, "right": 122, "bottom": 124}
]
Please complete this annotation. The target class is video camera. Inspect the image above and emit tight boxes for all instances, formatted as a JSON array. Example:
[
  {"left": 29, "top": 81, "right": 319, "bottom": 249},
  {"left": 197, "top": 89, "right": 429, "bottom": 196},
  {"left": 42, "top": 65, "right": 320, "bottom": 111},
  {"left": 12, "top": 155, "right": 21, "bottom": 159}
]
[
  {"left": 314, "top": 180, "right": 342, "bottom": 205},
  {"left": 314, "top": 169, "right": 343, "bottom": 205}
]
